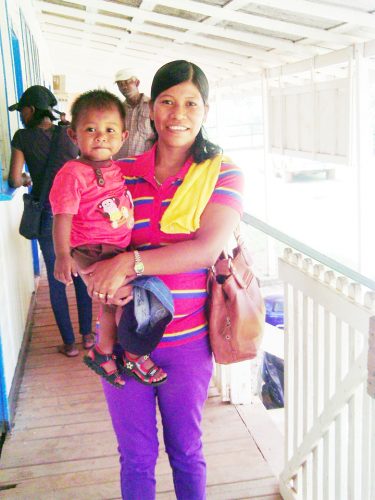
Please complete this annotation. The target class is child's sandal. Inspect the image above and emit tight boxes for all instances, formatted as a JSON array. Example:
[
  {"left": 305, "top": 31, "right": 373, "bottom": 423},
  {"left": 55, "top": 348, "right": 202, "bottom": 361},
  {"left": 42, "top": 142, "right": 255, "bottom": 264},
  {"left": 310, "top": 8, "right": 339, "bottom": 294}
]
[
  {"left": 123, "top": 354, "right": 167, "bottom": 386},
  {"left": 83, "top": 346, "right": 125, "bottom": 389}
]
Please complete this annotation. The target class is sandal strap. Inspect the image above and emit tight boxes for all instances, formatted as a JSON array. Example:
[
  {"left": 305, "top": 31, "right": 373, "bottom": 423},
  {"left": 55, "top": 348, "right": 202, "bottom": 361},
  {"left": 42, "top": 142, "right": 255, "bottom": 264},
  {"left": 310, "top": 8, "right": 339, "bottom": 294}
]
[
  {"left": 106, "top": 371, "right": 123, "bottom": 384},
  {"left": 147, "top": 365, "right": 161, "bottom": 377},
  {"left": 123, "top": 353, "right": 166, "bottom": 383},
  {"left": 84, "top": 349, "right": 125, "bottom": 388},
  {"left": 90, "top": 346, "right": 116, "bottom": 365},
  {"left": 124, "top": 354, "right": 151, "bottom": 376}
]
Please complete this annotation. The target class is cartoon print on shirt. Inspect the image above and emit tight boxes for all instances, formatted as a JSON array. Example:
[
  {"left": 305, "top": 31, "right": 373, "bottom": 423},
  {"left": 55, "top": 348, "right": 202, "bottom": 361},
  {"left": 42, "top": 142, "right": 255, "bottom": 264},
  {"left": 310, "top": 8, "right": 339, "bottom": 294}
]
[{"left": 97, "top": 192, "right": 134, "bottom": 229}]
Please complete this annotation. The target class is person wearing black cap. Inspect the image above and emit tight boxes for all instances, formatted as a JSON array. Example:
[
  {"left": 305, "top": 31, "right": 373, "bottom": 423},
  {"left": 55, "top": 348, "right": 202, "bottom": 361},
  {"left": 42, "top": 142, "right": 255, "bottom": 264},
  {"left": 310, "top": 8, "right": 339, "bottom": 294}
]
[{"left": 8, "top": 85, "right": 94, "bottom": 357}]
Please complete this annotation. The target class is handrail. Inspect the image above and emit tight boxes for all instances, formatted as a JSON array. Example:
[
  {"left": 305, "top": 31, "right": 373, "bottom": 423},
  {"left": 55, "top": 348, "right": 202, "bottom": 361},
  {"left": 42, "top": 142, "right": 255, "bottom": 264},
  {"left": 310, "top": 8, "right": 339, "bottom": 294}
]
[{"left": 243, "top": 213, "right": 375, "bottom": 291}]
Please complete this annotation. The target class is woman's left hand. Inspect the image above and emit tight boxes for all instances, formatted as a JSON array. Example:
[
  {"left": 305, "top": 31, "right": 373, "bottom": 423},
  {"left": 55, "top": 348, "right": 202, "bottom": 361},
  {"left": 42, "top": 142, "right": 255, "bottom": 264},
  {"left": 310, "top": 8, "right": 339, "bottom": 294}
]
[
  {"left": 82, "top": 252, "right": 135, "bottom": 301},
  {"left": 85, "top": 273, "right": 135, "bottom": 306},
  {"left": 108, "top": 283, "right": 134, "bottom": 306}
]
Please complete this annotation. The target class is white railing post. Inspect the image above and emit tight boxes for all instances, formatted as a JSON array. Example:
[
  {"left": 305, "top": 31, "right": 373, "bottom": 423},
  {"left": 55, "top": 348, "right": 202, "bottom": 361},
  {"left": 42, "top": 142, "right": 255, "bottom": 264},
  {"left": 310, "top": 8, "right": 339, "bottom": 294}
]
[
  {"left": 367, "top": 314, "right": 375, "bottom": 398},
  {"left": 213, "top": 359, "right": 255, "bottom": 405},
  {"left": 279, "top": 248, "right": 375, "bottom": 500}
]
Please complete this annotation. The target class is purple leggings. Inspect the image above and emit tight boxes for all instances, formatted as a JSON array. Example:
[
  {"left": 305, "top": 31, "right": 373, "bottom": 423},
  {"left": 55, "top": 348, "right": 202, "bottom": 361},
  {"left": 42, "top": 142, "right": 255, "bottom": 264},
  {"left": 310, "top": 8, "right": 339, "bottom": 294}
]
[{"left": 102, "top": 336, "right": 213, "bottom": 500}]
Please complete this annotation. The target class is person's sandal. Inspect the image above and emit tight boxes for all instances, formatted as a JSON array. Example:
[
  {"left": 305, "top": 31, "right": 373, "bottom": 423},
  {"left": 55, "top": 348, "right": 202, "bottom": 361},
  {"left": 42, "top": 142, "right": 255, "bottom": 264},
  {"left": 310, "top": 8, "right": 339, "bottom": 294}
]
[
  {"left": 82, "top": 333, "right": 96, "bottom": 350},
  {"left": 58, "top": 343, "right": 79, "bottom": 357},
  {"left": 83, "top": 345, "right": 125, "bottom": 388},
  {"left": 123, "top": 354, "right": 167, "bottom": 386}
]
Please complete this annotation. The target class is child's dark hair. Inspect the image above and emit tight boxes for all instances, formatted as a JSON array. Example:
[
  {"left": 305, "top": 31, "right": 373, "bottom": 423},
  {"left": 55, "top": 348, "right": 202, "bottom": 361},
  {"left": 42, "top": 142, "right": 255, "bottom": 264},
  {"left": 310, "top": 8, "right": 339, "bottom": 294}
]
[
  {"left": 150, "top": 60, "right": 221, "bottom": 163},
  {"left": 70, "top": 89, "right": 125, "bottom": 130}
]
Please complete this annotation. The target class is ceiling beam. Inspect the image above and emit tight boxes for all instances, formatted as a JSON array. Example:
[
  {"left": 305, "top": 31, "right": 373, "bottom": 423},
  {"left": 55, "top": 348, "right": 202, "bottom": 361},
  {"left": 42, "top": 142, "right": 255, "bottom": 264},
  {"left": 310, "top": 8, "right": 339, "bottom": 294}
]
[
  {"left": 142, "top": 0, "right": 291, "bottom": 67},
  {"left": 255, "top": 0, "right": 375, "bottom": 30},
  {"left": 185, "top": 35, "right": 288, "bottom": 64},
  {"left": 34, "top": 0, "right": 375, "bottom": 93},
  {"left": 39, "top": 13, "right": 279, "bottom": 70},
  {"left": 77, "top": 4, "right": 100, "bottom": 72},
  {"left": 35, "top": 0, "right": 321, "bottom": 56},
  {"left": 41, "top": 23, "right": 261, "bottom": 74},
  {"left": 155, "top": 0, "right": 361, "bottom": 45},
  {"left": 108, "top": 0, "right": 158, "bottom": 68},
  {"left": 44, "top": 37, "right": 234, "bottom": 84}
]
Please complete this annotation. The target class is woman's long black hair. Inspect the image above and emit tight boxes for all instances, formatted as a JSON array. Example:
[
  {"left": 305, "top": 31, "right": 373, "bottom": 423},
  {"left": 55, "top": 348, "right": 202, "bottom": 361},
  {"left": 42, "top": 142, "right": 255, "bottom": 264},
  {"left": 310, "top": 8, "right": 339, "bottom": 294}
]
[
  {"left": 150, "top": 60, "right": 221, "bottom": 163},
  {"left": 27, "top": 109, "right": 57, "bottom": 129}
]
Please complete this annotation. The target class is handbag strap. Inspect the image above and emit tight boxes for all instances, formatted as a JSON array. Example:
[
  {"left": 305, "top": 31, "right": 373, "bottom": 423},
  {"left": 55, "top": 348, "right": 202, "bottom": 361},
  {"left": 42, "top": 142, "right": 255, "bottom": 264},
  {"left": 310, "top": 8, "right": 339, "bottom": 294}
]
[
  {"left": 38, "top": 125, "right": 63, "bottom": 205},
  {"left": 221, "top": 223, "right": 253, "bottom": 267},
  {"left": 222, "top": 224, "right": 247, "bottom": 258},
  {"left": 234, "top": 224, "right": 253, "bottom": 266},
  {"left": 212, "top": 223, "right": 254, "bottom": 288}
]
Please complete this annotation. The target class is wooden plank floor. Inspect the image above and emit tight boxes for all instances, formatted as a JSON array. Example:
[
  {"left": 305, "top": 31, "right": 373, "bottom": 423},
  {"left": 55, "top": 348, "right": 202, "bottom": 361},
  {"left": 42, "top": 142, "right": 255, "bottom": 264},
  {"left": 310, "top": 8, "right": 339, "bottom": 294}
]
[{"left": 0, "top": 277, "right": 281, "bottom": 499}]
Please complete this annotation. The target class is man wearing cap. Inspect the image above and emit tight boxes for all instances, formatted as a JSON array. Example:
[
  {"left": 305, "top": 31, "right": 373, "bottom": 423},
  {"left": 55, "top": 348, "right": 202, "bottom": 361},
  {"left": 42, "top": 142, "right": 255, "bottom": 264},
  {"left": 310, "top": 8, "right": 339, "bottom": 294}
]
[{"left": 113, "top": 68, "right": 154, "bottom": 159}]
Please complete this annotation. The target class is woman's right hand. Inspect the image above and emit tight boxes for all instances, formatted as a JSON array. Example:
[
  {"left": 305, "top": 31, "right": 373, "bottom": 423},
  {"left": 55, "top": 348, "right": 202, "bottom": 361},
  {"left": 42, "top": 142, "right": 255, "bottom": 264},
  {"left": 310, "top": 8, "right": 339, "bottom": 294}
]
[{"left": 83, "top": 252, "right": 135, "bottom": 301}]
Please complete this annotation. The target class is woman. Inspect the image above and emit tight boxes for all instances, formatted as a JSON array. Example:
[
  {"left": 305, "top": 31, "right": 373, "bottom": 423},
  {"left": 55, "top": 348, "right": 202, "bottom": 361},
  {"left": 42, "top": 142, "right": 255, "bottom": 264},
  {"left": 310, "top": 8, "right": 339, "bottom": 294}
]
[
  {"left": 86, "top": 60, "right": 244, "bottom": 499},
  {"left": 8, "top": 85, "right": 93, "bottom": 356}
]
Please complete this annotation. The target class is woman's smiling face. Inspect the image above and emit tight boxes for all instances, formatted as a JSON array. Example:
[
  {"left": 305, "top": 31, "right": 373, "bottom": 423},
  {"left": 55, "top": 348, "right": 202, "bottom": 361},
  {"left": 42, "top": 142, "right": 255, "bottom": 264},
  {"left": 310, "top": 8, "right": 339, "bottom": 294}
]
[{"left": 149, "top": 80, "right": 208, "bottom": 151}]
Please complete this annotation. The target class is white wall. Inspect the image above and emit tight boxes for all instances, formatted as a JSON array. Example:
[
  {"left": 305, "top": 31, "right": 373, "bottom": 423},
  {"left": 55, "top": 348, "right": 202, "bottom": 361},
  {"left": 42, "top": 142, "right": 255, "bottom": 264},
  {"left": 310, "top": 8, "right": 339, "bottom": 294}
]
[
  {"left": 0, "top": 0, "right": 54, "bottom": 401},
  {"left": 0, "top": 191, "right": 34, "bottom": 395}
]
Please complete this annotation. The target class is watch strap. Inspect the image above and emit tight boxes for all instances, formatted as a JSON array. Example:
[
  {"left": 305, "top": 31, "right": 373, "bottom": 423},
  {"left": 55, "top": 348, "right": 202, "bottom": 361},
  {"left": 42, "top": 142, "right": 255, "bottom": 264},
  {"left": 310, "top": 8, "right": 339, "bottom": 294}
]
[{"left": 133, "top": 250, "right": 144, "bottom": 276}]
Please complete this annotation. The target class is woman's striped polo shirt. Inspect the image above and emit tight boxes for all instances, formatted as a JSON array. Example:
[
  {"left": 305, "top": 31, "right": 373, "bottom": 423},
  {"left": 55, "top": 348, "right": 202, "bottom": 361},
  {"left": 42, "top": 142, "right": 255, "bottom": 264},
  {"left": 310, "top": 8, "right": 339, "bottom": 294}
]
[{"left": 119, "top": 144, "right": 244, "bottom": 348}]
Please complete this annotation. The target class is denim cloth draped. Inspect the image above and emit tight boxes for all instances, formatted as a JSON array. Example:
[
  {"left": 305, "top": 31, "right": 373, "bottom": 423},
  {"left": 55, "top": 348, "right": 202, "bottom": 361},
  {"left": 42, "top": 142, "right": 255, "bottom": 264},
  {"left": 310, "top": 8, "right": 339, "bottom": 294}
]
[{"left": 117, "top": 276, "right": 174, "bottom": 355}]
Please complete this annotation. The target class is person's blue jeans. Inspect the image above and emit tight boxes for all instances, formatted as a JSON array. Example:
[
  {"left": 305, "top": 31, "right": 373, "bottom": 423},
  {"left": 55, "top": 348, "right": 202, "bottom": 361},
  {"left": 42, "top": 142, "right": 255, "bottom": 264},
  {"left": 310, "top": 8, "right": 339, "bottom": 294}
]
[
  {"left": 103, "top": 335, "right": 213, "bottom": 500},
  {"left": 37, "top": 209, "right": 92, "bottom": 345}
]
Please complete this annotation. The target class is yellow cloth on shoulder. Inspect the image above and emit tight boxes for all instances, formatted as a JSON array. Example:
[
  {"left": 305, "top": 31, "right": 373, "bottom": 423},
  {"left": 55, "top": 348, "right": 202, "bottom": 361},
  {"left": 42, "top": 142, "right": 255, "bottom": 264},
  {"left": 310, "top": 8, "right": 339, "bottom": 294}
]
[{"left": 160, "top": 154, "right": 225, "bottom": 234}]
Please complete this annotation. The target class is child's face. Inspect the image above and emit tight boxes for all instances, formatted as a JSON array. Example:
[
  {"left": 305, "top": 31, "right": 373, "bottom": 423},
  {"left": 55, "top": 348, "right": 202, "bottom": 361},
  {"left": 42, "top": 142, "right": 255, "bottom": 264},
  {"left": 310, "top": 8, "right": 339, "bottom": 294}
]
[{"left": 68, "top": 106, "right": 127, "bottom": 161}]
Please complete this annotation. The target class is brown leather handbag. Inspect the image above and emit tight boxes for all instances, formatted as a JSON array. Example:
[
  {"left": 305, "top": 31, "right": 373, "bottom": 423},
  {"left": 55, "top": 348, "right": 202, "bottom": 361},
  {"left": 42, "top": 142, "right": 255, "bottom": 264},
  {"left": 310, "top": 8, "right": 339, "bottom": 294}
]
[{"left": 207, "top": 228, "right": 265, "bottom": 364}]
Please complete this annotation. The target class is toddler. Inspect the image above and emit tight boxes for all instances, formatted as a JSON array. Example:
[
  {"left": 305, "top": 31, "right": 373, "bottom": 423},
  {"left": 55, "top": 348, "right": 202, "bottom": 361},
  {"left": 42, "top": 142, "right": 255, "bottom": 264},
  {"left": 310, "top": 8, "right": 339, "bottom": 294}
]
[{"left": 50, "top": 89, "right": 169, "bottom": 388}]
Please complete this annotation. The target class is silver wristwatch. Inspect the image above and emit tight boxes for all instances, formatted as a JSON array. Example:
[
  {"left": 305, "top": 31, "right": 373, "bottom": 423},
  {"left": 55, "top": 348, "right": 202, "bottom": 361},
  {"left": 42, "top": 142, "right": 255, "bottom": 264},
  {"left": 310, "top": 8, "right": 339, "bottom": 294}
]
[{"left": 133, "top": 250, "right": 144, "bottom": 276}]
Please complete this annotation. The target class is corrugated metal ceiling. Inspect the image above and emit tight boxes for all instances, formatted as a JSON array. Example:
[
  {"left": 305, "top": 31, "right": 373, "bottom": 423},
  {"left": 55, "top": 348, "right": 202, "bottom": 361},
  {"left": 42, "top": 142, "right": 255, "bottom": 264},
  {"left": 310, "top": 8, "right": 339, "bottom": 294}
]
[{"left": 33, "top": 0, "right": 375, "bottom": 90}]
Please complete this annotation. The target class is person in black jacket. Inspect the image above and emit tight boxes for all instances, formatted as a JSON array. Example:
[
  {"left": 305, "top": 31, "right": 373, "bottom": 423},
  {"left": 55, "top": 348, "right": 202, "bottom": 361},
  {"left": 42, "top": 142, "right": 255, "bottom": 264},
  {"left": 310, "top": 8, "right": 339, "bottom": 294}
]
[
  {"left": 8, "top": 85, "right": 93, "bottom": 356},
  {"left": 57, "top": 112, "right": 70, "bottom": 126}
]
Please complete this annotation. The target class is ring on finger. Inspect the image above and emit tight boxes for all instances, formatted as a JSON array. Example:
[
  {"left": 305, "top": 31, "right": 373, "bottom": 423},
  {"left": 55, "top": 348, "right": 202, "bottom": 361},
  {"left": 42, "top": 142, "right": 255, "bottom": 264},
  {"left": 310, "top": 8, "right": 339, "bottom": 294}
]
[{"left": 98, "top": 292, "right": 106, "bottom": 299}]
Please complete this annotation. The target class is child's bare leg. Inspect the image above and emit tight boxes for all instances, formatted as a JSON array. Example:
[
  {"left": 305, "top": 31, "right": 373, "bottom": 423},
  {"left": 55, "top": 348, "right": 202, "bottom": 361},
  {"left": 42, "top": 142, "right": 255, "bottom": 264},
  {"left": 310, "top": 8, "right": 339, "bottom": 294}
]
[{"left": 97, "top": 305, "right": 117, "bottom": 354}]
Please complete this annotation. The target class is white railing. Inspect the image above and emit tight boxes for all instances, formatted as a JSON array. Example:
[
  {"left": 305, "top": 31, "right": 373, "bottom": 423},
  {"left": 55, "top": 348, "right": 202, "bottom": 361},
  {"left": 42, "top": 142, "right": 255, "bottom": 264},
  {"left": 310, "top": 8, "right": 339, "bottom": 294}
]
[
  {"left": 279, "top": 248, "right": 375, "bottom": 500},
  {"left": 212, "top": 217, "right": 375, "bottom": 495}
]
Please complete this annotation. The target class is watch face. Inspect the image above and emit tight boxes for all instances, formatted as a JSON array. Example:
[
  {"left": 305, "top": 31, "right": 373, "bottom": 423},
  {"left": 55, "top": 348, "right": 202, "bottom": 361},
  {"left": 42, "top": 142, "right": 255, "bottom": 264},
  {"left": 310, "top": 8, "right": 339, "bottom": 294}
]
[{"left": 134, "top": 261, "right": 144, "bottom": 275}]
